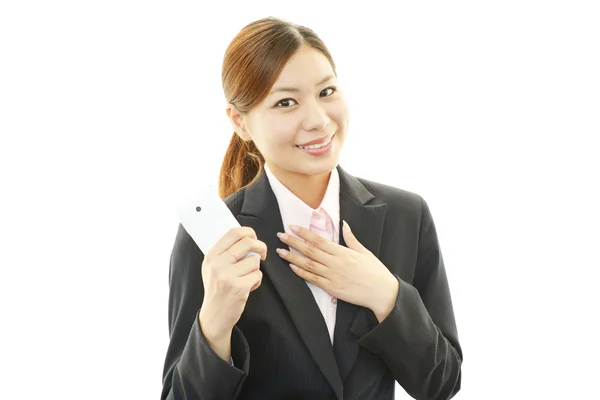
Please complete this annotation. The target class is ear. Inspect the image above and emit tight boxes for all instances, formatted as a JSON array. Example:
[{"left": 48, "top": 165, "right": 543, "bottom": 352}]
[{"left": 225, "top": 104, "right": 252, "bottom": 141}]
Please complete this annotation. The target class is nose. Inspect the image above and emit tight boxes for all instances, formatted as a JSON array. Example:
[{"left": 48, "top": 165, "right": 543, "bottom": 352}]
[{"left": 303, "top": 100, "right": 330, "bottom": 132}]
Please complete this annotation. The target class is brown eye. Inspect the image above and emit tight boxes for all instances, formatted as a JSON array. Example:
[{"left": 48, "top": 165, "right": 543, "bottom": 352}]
[
  {"left": 275, "top": 98, "right": 297, "bottom": 108},
  {"left": 320, "top": 86, "right": 337, "bottom": 97}
]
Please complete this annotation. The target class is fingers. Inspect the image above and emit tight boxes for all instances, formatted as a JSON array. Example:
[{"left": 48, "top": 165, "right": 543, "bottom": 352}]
[
  {"left": 284, "top": 225, "right": 339, "bottom": 255},
  {"left": 245, "top": 269, "right": 263, "bottom": 292},
  {"left": 208, "top": 227, "right": 258, "bottom": 258},
  {"left": 205, "top": 226, "right": 265, "bottom": 293},
  {"left": 223, "top": 255, "right": 262, "bottom": 294},
  {"left": 227, "top": 235, "right": 268, "bottom": 262},
  {"left": 276, "top": 248, "right": 326, "bottom": 277},
  {"left": 230, "top": 253, "right": 261, "bottom": 278},
  {"left": 277, "top": 231, "right": 331, "bottom": 265},
  {"left": 249, "top": 280, "right": 261, "bottom": 292}
]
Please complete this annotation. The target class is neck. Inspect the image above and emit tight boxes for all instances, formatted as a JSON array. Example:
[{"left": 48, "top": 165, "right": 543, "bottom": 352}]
[{"left": 268, "top": 164, "right": 332, "bottom": 209}]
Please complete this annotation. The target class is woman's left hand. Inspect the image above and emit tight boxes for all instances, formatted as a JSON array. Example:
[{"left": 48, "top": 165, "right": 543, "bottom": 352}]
[{"left": 276, "top": 221, "right": 399, "bottom": 322}]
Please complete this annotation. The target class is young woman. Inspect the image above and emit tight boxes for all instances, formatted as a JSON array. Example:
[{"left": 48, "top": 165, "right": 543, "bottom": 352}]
[{"left": 161, "top": 17, "right": 462, "bottom": 400}]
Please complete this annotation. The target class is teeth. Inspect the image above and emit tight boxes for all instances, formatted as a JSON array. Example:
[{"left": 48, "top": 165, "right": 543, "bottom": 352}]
[{"left": 297, "top": 137, "right": 332, "bottom": 150}]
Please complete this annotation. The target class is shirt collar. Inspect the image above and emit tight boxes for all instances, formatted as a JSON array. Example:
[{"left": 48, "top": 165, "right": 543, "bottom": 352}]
[{"left": 264, "top": 163, "right": 340, "bottom": 235}]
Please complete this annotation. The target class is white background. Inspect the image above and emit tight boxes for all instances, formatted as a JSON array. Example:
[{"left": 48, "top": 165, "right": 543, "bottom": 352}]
[{"left": 1, "top": 1, "right": 599, "bottom": 399}]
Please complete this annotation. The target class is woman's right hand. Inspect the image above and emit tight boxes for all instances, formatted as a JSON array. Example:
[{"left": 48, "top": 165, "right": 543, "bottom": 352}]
[{"left": 199, "top": 226, "right": 267, "bottom": 341}]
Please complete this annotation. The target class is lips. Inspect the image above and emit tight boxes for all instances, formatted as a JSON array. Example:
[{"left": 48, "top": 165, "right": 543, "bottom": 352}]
[{"left": 296, "top": 134, "right": 334, "bottom": 147}]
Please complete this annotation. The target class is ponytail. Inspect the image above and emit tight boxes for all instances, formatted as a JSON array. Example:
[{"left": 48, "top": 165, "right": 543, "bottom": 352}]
[{"left": 218, "top": 132, "right": 265, "bottom": 199}]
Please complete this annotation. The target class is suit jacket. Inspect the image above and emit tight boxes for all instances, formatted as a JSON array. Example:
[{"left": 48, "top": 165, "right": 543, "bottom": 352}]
[{"left": 161, "top": 165, "right": 462, "bottom": 400}]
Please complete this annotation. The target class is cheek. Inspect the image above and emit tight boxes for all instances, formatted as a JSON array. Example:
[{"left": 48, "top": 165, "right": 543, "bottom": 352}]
[
  {"left": 269, "top": 118, "right": 300, "bottom": 145},
  {"left": 329, "top": 101, "right": 350, "bottom": 127}
]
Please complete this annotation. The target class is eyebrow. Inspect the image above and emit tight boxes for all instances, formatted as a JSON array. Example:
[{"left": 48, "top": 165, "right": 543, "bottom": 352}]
[{"left": 268, "top": 75, "right": 336, "bottom": 96}]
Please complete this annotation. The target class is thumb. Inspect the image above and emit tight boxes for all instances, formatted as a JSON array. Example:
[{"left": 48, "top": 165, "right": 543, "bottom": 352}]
[{"left": 342, "top": 220, "right": 366, "bottom": 253}]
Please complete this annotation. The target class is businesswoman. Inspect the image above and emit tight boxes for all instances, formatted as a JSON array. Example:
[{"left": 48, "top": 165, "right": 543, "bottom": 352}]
[{"left": 161, "top": 17, "right": 462, "bottom": 400}]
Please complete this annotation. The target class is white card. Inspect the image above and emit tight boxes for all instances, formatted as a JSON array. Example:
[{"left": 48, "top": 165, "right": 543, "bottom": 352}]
[{"left": 175, "top": 185, "right": 259, "bottom": 259}]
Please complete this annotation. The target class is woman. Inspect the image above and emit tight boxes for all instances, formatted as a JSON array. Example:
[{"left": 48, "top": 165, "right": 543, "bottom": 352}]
[{"left": 161, "top": 17, "right": 462, "bottom": 400}]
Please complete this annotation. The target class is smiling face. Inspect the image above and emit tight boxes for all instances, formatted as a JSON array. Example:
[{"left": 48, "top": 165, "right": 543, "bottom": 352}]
[{"left": 227, "top": 45, "right": 349, "bottom": 184}]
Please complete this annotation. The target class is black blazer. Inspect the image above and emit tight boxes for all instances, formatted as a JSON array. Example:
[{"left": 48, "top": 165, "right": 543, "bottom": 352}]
[{"left": 161, "top": 165, "right": 462, "bottom": 400}]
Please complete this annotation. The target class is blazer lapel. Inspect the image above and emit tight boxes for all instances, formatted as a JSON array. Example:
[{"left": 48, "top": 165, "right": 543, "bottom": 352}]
[
  {"left": 236, "top": 167, "right": 343, "bottom": 400},
  {"left": 333, "top": 165, "right": 387, "bottom": 382}
]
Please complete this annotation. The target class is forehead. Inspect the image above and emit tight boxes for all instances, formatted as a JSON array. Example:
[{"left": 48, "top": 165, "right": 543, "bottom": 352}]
[{"left": 274, "top": 46, "right": 334, "bottom": 85}]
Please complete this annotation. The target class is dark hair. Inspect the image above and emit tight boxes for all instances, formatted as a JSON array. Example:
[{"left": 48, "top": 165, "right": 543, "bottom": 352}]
[{"left": 218, "top": 17, "right": 337, "bottom": 199}]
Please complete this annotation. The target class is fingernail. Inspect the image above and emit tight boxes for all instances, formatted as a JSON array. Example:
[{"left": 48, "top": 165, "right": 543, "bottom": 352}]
[
  {"left": 343, "top": 220, "right": 351, "bottom": 233},
  {"left": 277, "top": 232, "right": 288, "bottom": 240},
  {"left": 276, "top": 248, "right": 288, "bottom": 256},
  {"left": 290, "top": 225, "right": 300, "bottom": 233},
  {"left": 289, "top": 263, "right": 298, "bottom": 271}
]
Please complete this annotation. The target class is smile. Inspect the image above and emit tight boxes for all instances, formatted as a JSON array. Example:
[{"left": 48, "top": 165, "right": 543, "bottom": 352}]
[{"left": 296, "top": 135, "right": 334, "bottom": 150}]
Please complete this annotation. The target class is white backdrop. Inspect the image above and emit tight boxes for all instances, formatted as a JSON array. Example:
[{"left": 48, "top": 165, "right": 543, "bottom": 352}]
[{"left": 1, "top": 1, "right": 599, "bottom": 399}]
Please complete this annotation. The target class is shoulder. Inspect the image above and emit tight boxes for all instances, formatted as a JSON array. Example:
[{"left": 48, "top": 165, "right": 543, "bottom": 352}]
[
  {"left": 223, "top": 187, "right": 246, "bottom": 214},
  {"left": 355, "top": 175, "right": 426, "bottom": 218},
  {"left": 353, "top": 176, "right": 441, "bottom": 243}
]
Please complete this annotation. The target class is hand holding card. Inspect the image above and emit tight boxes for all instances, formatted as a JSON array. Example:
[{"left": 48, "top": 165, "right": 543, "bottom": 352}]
[
  {"left": 175, "top": 185, "right": 267, "bottom": 342},
  {"left": 176, "top": 184, "right": 260, "bottom": 259}
]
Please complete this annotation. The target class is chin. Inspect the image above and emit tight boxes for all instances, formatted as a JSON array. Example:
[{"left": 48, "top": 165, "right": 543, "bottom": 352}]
[{"left": 298, "top": 158, "right": 339, "bottom": 177}]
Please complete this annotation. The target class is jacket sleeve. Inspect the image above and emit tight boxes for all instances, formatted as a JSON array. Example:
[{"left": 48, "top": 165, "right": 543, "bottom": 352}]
[
  {"left": 357, "top": 197, "right": 463, "bottom": 400},
  {"left": 161, "top": 224, "right": 251, "bottom": 400}
]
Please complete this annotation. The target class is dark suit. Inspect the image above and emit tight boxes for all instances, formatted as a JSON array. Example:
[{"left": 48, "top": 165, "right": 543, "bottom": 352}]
[{"left": 161, "top": 165, "right": 462, "bottom": 400}]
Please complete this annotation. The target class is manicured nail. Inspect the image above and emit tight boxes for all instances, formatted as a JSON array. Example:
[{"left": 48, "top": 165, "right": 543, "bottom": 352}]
[
  {"left": 277, "top": 232, "right": 288, "bottom": 240},
  {"left": 343, "top": 220, "right": 351, "bottom": 233},
  {"left": 289, "top": 263, "right": 298, "bottom": 271},
  {"left": 290, "top": 225, "right": 300, "bottom": 233},
  {"left": 276, "top": 248, "right": 288, "bottom": 256}
]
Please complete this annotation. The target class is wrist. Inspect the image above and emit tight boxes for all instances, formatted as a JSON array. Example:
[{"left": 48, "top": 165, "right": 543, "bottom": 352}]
[
  {"left": 371, "top": 274, "right": 399, "bottom": 322},
  {"left": 199, "top": 307, "right": 233, "bottom": 342},
  {"left": 199, "top": 310, "right": 233, "bottom": 362}
]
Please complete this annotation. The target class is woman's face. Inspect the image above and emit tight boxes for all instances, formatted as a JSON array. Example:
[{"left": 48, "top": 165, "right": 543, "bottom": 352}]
[{"left": 228, "top": 45, "right": 349, "bottom": 181}]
